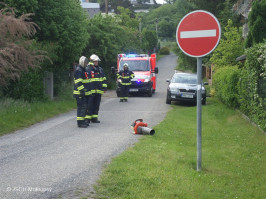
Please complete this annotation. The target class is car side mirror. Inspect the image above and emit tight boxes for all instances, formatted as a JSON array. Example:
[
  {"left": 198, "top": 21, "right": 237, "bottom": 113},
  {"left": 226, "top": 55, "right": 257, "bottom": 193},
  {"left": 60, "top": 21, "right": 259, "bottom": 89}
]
[
  {"left": 166, "top": 79, "right": 170, "bottom": 83},
  {"left": 155, "top": 67, "right": 158, "bottom": 74},
  {"left": 152, "top": 67, "right": 158, "bottom": 74},
  {"left": 204, "top": 82, "right": 209, "bottom": 85}
]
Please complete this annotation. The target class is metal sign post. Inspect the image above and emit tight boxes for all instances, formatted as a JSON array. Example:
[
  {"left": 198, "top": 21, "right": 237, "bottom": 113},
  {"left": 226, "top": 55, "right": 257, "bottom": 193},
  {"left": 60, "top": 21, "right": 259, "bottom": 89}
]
[
  {"left": 176, "top": 10, "right": 221, "bottom": 171},
  {"left": 197, "top": 57, "right": 202, "bottom": 171}
]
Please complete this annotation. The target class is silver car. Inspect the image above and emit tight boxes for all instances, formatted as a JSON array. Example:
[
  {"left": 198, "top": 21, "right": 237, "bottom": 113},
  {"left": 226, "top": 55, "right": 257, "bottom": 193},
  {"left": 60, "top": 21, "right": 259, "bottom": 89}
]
[{"left": 166, "top": 72, "right": 208, "bottom": 105}]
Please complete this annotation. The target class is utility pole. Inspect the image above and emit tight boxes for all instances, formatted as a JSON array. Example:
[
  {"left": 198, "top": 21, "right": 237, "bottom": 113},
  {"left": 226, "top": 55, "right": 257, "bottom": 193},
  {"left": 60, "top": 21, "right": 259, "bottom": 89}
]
[
  {"left": 105, "top": 0, "right": 108, "bottom": 14},
  {"left": 139, "top": 16, "right": 142, "bottom": 52}
]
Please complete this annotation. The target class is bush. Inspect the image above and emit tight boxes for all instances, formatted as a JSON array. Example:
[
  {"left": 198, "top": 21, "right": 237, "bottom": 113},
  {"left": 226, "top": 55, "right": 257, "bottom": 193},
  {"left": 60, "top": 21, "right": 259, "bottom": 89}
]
[
  {"left": 159, "top": 46, "right": 170, "bottom": 55},
  {"left": 238, "top": 41, "right": 266, "bottom": 131},
  {"left": 3, "top": 69, "right": 47, "bottom": 102},
  {"left": 213, "top": 66, "right": 240, "bottom": 108}
]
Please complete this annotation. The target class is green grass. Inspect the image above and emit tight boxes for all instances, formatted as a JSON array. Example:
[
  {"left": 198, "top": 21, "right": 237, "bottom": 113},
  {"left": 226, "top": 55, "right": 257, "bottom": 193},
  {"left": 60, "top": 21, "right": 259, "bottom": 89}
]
[
  {"left": 0, "top": 83, "right": 76, "bottom": 136},
  {"left": 94, "top": 98, "right": 265, "bottom": 199}
]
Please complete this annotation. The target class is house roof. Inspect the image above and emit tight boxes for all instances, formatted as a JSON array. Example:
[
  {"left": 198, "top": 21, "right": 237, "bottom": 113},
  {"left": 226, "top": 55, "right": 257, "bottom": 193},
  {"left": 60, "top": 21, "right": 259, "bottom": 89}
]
[{"left": 81, "top": 2, "right": 100, "bottom": 9}]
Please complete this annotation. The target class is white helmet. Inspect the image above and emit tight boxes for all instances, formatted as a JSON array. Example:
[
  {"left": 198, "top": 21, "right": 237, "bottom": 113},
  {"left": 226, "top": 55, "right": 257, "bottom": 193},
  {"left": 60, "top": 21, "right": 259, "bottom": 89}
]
[
  {"left": 123, "top": 63, "right": 129, "bottom": 69},
  {"left": 90, "top": 54, "right": 101, "bottom": 61},
  {"left": 79, "top": 56, "right": 88, "bottom": 67}
]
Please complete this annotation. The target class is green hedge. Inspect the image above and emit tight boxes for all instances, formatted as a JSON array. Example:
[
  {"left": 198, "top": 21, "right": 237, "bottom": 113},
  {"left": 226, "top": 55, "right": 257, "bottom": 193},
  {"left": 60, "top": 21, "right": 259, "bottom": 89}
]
[
  {"left": 213, "top": 41, "right": 265, "bottom": 131},
  {"left": 213, "top": 66, "right": 240, "bottom": 108},
  {"left": 238, "top": 42, "right": 266, "bottom": 131}
]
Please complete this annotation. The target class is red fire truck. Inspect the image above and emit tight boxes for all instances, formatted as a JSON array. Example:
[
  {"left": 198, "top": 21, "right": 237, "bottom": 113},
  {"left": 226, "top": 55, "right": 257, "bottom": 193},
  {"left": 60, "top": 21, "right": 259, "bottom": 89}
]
[{"left": 113, "top": 53, "right": 158, "bottom": 97}]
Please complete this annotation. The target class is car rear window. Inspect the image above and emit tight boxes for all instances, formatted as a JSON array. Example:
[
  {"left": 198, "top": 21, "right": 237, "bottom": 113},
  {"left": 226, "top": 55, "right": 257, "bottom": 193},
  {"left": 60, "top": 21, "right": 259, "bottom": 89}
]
[{"left": 172, "top": 74, "right": 197, "bottom": 84}]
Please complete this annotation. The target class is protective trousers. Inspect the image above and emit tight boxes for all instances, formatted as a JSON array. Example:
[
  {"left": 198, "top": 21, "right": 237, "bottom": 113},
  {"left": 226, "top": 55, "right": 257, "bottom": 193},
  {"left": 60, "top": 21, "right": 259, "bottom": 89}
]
[
  {"left": 76, "top": 97, "right": 87, "bottom": 125},
  {"left": 87, "top": 94, "right": 101, "bottom": 120},
  {"left": 120, "top": 85, "right": 130, "bottom": 100}
]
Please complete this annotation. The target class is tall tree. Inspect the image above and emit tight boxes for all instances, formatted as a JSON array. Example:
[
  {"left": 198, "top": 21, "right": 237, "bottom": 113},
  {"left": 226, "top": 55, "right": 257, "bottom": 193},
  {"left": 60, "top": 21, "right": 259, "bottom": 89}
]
[
  {"left": 0, "top": 0, "right": 38, "bottom": 15},
  {"left": 115, "top": 6, "right": 138, "bottom": 30},
  {"left": 109, "top": 0, "right": 133, "bottom": 14},
  {"left": 210, "top": 19, "right": 244, "bottom": 68},
  {"left": 141, "top": 29, "right": 157, "bottom": 53},
  {"left": 245, "top": 0, "right": 266, "bottom": 47},
  {"left": 83, "top": 14, "right": 140, "bottom": 74},
  {"left": 0, "top": 5, "right": 47, "bottom": 86},
  {"left": 33, "top": 0, "right": 89, "bottom": 71}
]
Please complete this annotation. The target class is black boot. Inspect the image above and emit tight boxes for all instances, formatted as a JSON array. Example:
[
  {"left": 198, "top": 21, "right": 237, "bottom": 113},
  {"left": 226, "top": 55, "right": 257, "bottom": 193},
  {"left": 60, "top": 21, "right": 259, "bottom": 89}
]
[
  {"left": 124, "top": 99, "right": 128, "bottom": 102},
  {"left": 119, "top": 99, "right": 123, "bottom": 102},
  {"left": 91, "top": 118, "right": 100, "bottom": 123},
  {"left": 85, "top": 119, "right": 90, "bottom": 126},
  {"left": 78, "top": 122, "right": 88, "bottom": 128}
]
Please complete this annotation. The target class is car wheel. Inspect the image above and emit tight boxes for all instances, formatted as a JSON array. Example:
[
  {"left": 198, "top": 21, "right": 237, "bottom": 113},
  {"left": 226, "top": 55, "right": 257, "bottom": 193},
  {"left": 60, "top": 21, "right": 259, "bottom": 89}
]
[
  {"left": 202, "top": 97, "right": 206, "bottom": 105},
  {"left": 166, "top": 95, "right": 171, "bottom": 104}
]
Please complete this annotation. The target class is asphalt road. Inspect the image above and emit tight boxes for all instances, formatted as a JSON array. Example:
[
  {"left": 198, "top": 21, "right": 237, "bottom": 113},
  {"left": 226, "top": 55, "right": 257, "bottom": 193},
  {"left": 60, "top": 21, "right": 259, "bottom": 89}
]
[{"left": 0, "top": 53, "right": 177, "bottom": 199}]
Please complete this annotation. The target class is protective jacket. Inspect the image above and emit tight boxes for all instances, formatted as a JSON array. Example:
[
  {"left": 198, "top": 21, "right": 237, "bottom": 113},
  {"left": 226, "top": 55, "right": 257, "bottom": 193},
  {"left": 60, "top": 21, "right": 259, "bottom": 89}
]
[
  {"left": 85, "top": 64, "right": 107, "bottom": 95},
  {"left": 73, "top": 65, "right": 86, "bottom": 98},
  {"left": 117, "top": 70, "right": 135, "bottom": 85}
]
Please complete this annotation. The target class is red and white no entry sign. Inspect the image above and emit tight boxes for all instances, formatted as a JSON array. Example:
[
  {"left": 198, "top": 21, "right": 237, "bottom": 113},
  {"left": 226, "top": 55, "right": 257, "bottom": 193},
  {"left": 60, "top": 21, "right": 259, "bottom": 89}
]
[{"left": 176, "top": 10, "right": 221, "bottom": 57}]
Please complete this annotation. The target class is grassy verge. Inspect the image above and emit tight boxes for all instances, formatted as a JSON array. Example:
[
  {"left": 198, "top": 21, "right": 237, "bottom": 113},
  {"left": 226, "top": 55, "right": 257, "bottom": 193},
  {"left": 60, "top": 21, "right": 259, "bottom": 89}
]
[
  {"left": 94, "top": 98, "right": 265, "bottom": 199},
  {"left": 0, "top": 83, "right": 76, "bottom": 136}
]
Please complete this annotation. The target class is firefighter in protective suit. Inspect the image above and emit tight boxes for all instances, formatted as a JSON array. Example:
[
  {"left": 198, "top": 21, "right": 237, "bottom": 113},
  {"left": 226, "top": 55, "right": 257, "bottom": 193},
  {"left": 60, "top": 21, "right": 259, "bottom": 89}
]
[
  {"left": 85, "top": 54, "right": 107, "bottom": 123},
  {"left": 117, "top": 63, "right": 135, "bottom": 102},
  {"left": 73, "top": 56, "right": 89, "bottom": 128}
]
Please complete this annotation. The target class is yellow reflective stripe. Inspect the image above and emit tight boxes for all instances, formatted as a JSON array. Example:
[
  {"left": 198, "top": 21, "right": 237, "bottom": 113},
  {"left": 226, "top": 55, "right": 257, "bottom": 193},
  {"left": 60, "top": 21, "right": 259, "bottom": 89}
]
[
  {"left": 83, "top": 79, "right": 90, "bottom": 83},
  {"left": 92, "top": 115, "right": 98, "bottom": 118},
  {"left": 77, "top": 117, "right": 85, "bottom": 120},
  {"left": 77, "top": 85, "right": 84, "bottom": 90},
  {"left": 74, "top": 78, "right": 83, "bottom": 84},
  {"left": 91, "top": 90, "right": 104, "bottom": 94},
  {"left": 102, "top": 77, "right": 106, "bottom": 81},
  {"left": 90, "top": 78, "right": 101, "bottom": 82},
  {"left": 130, "top": 74, "right": 135, "bottom": 78},
  {"left": 73, "top": 90, "right": 80, "bottom": 94},
  {"left": 85, "top": 91, "right": 91, "bottom": 95},
  {"left": 122, "top": 76, "right": 130, "bottom": 79},
  {"left": 121, "top": 82, "right": 131, "bottom": 85},
  {"left": 102, "top": 84, "right": 107, "bottom": 88}
]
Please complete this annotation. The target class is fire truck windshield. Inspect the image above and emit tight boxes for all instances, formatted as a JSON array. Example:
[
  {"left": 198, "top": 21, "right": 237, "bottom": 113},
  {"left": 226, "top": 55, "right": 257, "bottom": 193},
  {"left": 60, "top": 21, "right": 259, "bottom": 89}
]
[{"left": 119, "top": 60, "right": 149, "bottom": 71}]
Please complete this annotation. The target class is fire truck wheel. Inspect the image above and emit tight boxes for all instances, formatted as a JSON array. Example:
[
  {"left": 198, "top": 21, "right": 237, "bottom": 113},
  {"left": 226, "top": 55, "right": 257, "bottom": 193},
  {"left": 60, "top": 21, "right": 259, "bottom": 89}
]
[{"left": 148, "top": 87, "right": 152, "bottom": 97}]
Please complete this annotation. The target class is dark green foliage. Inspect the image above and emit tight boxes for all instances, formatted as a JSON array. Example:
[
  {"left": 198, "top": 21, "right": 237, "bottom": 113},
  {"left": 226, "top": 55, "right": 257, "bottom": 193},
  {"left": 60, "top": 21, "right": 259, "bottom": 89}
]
[
  {"left": 0, "top": 0, "right": 38, "bottom": 15},
  {"left": 33, "top": 0, "right": 89, "bottom": 71},
  {"left": 141, "top": 29, "right": 157, "bottom": 53},
  {"left": 3, "top": 69, "right": 46, "bottom": 102},
  {"left": 213, "top": 66, "right": 240, "bottom": 108},
  {"left": 83, "top": 14, "right": 140, "bottom": 86},
  {"left": 212, "top": 41, "right": 266, "bottom": 131},
  {"left": 159, "top": 47, "right": 170, "bottom": 55},
  {"left": 245, "top": 0, "right": 266, "bottom": 47},
  {"left": 238, "top": 41, "right": 266, "bottom": 130},
  {"left": 210, "top": 19, "right": 244, "bottom": 69}
]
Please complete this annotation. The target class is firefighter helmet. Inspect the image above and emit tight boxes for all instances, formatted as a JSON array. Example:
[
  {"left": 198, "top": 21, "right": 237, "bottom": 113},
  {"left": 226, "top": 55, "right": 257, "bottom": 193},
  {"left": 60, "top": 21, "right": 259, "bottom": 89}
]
[
  {"left": 123, "top": 63, "right": 129, "bottom": 69},
  {"left": 79, "top": 56, "right": 88, "bottom": 67},
  {"left": 90, "top": 54, "right": 101, "bottom": 61}
]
